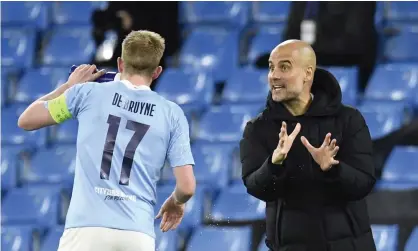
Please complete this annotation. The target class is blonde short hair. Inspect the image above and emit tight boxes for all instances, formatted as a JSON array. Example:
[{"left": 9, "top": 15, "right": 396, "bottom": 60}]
[{"left": 121, "top": 30, "right": 165, "bottom": 77}]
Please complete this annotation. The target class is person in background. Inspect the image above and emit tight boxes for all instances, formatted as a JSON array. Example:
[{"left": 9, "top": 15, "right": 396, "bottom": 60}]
[
  {"left": 283, "top": 2, "right": 378, "bottom": 93},
  {"left": 91, "top": 1, "right": 180, "bottom": 71},
  {"left": 240, "top": 40, "right": 376, "bottom": 251}
]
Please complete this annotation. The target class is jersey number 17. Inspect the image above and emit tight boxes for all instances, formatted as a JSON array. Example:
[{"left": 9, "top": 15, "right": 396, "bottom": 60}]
[{"left": 100, "top": 114, "right": 150, "bottom": 185}]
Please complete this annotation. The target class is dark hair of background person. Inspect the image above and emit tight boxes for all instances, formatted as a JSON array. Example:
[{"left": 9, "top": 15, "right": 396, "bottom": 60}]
[{"left": 91, "top": 1, "right": 179, "bottom": 88}]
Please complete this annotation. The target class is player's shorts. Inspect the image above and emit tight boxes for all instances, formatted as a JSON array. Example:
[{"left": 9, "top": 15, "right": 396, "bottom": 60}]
[{"left": 57, "top": 227, "right": 155, "bottom": 251}]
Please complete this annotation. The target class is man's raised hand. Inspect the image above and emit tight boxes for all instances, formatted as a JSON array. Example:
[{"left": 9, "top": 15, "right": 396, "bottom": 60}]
[
  {"left": 67, "top": 64, "right": 105, "bottom": 87},
  {"left": 272, "top": 122, "right": 301, "bottom": 164},
  {"left": 301, "top": 133, "right": 340, "bottom": 171}
]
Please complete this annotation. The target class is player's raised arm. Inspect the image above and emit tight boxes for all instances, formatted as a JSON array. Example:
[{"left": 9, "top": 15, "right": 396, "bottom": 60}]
[{"left": 18, "top": 64, "right": 104, "bottom": 131}]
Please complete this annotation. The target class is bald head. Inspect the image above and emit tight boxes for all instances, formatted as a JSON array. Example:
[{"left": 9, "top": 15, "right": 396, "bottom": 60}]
[
  {"left": 271, "top": 39, "right": 317, "bottom": 72},
  {"left": 267, "top": 40, "right": 317, "bottom": 103}
]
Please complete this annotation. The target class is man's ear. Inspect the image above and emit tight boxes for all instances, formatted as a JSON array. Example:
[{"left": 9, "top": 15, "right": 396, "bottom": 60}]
[
  {"left": 305, "top": 66, "right": 314, "bottom": 82},
  {"left": 152, "top": 66, "right": 163, "bottom": 80},
  {"left": 117, "top": 57, "right": 124, "bottom": 73}
]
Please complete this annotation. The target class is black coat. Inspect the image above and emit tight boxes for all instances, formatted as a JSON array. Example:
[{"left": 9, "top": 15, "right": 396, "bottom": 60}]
[{"left": 240, "top": 68, "right": 377, "bottom": 251}]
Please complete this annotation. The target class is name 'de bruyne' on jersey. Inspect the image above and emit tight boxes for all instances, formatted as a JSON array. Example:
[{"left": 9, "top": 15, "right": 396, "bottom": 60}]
[{"left": 112, "top": 92, "right": 156, "bottom": 116}]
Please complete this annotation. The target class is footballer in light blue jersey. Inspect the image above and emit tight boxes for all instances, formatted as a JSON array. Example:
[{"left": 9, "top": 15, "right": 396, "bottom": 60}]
[
  {"left": 19, "top": 31, "right": 196, "bottom": 251},
  {"left": 45, "top": 78, "right": 194, "bottom": 239}
]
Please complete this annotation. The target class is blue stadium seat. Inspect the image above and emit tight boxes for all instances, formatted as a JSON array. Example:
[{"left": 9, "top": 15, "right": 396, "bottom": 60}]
[
  {"left": 155, "top": 185, "right": 206, "bottom": 233},
  {"left": 155, "top": 69, "right": 215, "bottom": 112},
  {"left": 326, "top": 67, "right": 358, "bottom": 106},
  {"left": 360, "top": 100, "right": 412, "bottom": 114},
  {"left": 22, "top": 146, "right": 76, "bottom": 185},
  {"left": 181, "top": 2, "right": 249, "bottom": 28},
  {"left": 2, "top": 186, "right": 63, "bottom": 227},
  {"left": 359, "top": 103, "right": 405, "bottom": 139},
  {"left": 196, "top": 105, "right": 260, "bottom": 142},
  {"left": 386, "top": 2, "right": 418, "bottom": 22},
  {"left": 52, "top": 2, "right": 107, "bottom": 25},
  {"left": 2, "top": 66, "right": 21, "bottom": 83},
  {"left": 186, "top": 226, "right": 252, "bottom": 251},
  {"left": 191, "top": 142, "right": 235, "bottom": 190},
  {"left": 1, "top": 2, "right": 49, "bottom": 30},
  {"left": 161, "top": 142, "right": 236, "bottom": 190},
  {"left": 372, "top": 225, "right": 399, "bottom": 251},
  {"left": 1, "top": 225, "right": 39, "bottom": 251},
  {"left": 1, "top": 28, "right": 36, "bottom": 68},
  {"left": 223, "top": 68, "right": 269, "bottom": 104},
  {"left": 375, "top": 2, "right": 385, "bottom": 29},
  {"left": 252, "top": 2, "right": 291, "bottom": 23},
  {"left": 2, "top": 75, "right": 9, "bottom": 106},
  {"left": 40, "top": 226, "right": 64, "bottom": 251},
  {"left": 13, "top": 68, "right": 57, "bottom": 103},
  {"left": 365, "top": 64, "right": 418, "bottom": 102},
  {"left": 1, "top": 146, "right": 23, "bottom": 191},
  {"left": 211, "top": 183, "right": 265, "bottom": 222},
  {"left": 43, "top": 67, "right": 71, "bottom": 89},
  {"left": 374, "top": 180, "right": 418, "bottom": 191},
  {"left": 415, "top": 87, "right": 418, "bottom": 112},
  {"left": 258, "top": 236, "right": 268, "bottom": 251},
  {"left": 405, "top": 227, "right": 418, "bottom": 251},
  {"left": 155, "top": 225, "right": 178, "bottom": 251},
  {"left": 180, "top": 28, "right": 239, "bottom": 82},
  {"left": 248, "top": 27, "right": 284, "bottom": 64},
  {"left": 361, "top": 110, "right": 403, "bottom": 139},
  {"left": 51, "top": 119, "right": 78, "bottom": 144},
  {"left": 42, "top": 26, "right": 95, "bottom": 66},
  {"left": 384, "top": 28, "right": 418, "bottom": 62},
  {"left": 1, "top": 105, "right": 48, "bottom": 147},
  {"left": 381, "top": 146, "right": 418, "bottom": 183}
]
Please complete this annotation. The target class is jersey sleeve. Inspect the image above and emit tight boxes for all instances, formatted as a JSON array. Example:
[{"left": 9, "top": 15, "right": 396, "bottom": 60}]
[
  {"left": 45, "top": 83, "right": 95, "bottom": 123},
  {"left": 167, "top": 105, "right": 195, "bottom": 168}
]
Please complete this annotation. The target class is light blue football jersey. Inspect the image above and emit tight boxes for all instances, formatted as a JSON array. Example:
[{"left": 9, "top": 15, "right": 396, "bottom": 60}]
[{"left": 46, "top": 80, "right": 195, "bottom": 239}]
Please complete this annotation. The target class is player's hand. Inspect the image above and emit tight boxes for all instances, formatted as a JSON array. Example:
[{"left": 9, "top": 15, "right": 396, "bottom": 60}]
[
  {"left": 272, "top": 122, "right": 301, "bottom": 164},
  {"left": 301, "top": 133, "right": 340, "bottom": 171},
  {"left": 66, "top": 64, "right": 105, "bottom": 87},
  {"left": 155, "top": 193, "right": 185, "bottom": 232}
]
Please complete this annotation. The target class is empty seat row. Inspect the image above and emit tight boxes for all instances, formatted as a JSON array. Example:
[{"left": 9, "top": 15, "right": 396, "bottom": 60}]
[
  {"left": 5, "top": 2, "right": 415, "bottom": 31},
  {"left": 3, "top": 68, "right": 69, "bottom": 104},
  {"left": 1, "top": 102, "right": 262, "bottom": 146},
  {"left": 179, "top": 27, "right": 418, "bottom": 82},
  {"left": 0, "top": 182, "right": 263, "bottom": 232},
  {"left": 1, "top": 224, "right": 252, "bottom": 251},
  {"left": 4, "top": 145, "right": 418, "bottom": 196},
  {"left": 1, "top": 103, "right": 409, "bottom": 156},
  {"left": 3, "top": 160, "right": 418, "bottom": 232},
  {"left": 3, "top": 66, "right": 357, "bottom": 107},
  {"left": 4, "top": 64, "right": 418, "bottom": 111},
  {"left": 3, "top": 223, "right": 418, "bottom": 251},
  {"left": 2, "top": 26, "right": 95, "bottom": 68},
  {"left": 5, "top": 20, "right": 418, "bottom": 83},
  {"left": 257, "top": 226, "right": 418, "bottom": 251},
  {"left": 1, "top": 2, "right": 107, "bottom": 29},
  {"left": 1, "top": 142, "right": 240, "bottom": 192},
  {"left": 1, "top": 105, "right": 77, "bottom": 147},
  {"left": 180, "top": 2, "right": 418, "bottom": 27}
]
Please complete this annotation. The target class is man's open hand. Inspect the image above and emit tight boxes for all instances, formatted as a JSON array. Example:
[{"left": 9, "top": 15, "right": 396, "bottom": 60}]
[
  {"left": 272, "top": 122, "right": 301, "bottom": 164},
  {"left": 301, "top": 133, "right": 340, "bottom": 171}
]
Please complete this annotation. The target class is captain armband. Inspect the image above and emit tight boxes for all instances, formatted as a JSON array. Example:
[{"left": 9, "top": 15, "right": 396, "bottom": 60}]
[{"left": 47, "top": 94, "right": 72, "bottom": 123}]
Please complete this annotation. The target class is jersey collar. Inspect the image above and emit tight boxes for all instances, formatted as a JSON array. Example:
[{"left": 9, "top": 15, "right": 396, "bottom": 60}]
[{"left": 115, "top": 73, "right": 151, "bottom": 91}]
